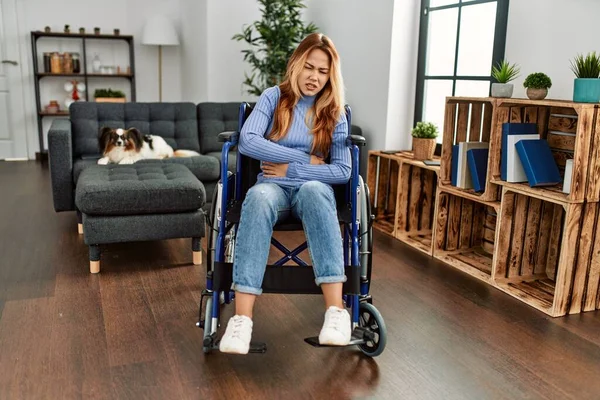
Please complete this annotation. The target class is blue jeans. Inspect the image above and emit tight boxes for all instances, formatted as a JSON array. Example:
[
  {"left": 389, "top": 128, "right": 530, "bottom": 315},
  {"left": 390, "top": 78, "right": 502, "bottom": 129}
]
[{"left": 232, "top": 181, "right": 346, "bottom": 295}]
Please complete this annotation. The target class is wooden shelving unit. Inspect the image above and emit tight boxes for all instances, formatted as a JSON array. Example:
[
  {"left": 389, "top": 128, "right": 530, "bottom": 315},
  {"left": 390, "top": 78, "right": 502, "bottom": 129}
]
[
  {"left": 368, "top": 96, "right": 600, "bottom": 317},
  {"left": 367, "top": 151, "right": 439, "bottom": 255},
  {"left": 30, "top": 30, "right": 137, "bottom": 160}
]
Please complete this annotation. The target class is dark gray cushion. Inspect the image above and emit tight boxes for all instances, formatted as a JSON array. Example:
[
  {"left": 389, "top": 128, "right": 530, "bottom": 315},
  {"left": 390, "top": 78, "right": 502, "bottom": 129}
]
[
  {"left": 137, "top": 155, "right": 220, "bottom": 182},
  {"left": 82, "top": 211, "right": 205, "bottom": 245},
  {"left": 70, "top": 102, "right": 200, "bottom": 158},
  {"left": 73, "top": 157, "right": 100, "bottom": 183},
  {"left": 75, "top": 164, "right": 205, "bottom": 216},
  {"left": 197, "top": 103, "right": 240, "bottom": 153},
  {"left": 206, "top": 151, "right": 237, "bottom": 174}
]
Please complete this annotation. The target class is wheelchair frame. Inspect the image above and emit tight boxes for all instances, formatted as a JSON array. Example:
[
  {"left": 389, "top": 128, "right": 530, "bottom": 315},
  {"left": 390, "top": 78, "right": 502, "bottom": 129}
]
[{"left": 199, "top": 102, "right": 386, "bottom": 357}]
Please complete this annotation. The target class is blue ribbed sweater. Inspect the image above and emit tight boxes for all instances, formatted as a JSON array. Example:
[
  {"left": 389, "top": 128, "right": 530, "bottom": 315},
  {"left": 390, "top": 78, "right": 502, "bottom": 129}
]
[{"left": 238, "top": 86, "right": 351, "bottom": 188}]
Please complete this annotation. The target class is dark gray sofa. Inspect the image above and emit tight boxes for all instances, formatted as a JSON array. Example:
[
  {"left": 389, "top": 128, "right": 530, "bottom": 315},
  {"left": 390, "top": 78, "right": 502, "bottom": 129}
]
[{"left": 48, "top": 101, "right": 241, "bottom": 214}]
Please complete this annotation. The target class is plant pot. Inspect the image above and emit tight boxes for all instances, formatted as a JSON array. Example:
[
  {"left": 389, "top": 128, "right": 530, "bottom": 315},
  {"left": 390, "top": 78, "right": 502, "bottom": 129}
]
[
  {"left": 94, "top": 28, "right": 100, "bottom": 35},
  {"left": 79, "top": 28, "right": 85, "bottom": 34},
  {"left": 412, "top": 137, "right": 436, "bottom": 161},
  {"left": 95, "top": 97, "right": 126, "bottom": 103},
  {"left": 491, "top": 83, "right": 514, "bottom": 98},
  {"left": 526, "top": 88, "right": 548, "bottom": 100},
  {"left": 113, "top": 29, "right": 120, "bottom": 35},
  {"left": 573, "top": 78, "right": 600, "bottom": 103}
]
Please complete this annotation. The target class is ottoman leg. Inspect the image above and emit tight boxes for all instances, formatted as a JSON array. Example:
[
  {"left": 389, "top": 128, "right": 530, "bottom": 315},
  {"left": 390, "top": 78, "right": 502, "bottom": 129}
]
[
  {"left": 192, "top": 237, "right": 202, "bottom": 265},
  {"left": 89, "top": 244, "right": 101, "bottom": 274},
  {"left": 77, "top": 211, "right": 83, "bottom": 235}
]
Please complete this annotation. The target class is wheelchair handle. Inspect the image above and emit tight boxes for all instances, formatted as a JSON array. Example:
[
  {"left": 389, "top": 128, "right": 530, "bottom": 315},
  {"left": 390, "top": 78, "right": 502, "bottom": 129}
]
[{"left": 347, "top": 134, "right": 366, "bottom": 147}]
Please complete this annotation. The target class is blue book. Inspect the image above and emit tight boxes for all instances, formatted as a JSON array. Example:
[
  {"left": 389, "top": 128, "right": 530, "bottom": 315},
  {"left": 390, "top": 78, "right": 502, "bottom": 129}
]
[
  {"left": 451, "top": 145, "right": 459, "bottom": 186},
  {"left": 467, "top": 148, "right": 489, "bottom": 192},
  {"left": 515, "top": 139, "right": 561, "bottom": 187},
  {"left": 502, "top": 123, "right": 538, "bottom": 182}
]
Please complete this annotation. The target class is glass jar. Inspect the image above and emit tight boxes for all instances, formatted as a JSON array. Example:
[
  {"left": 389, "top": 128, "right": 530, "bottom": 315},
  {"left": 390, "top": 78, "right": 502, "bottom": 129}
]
[
  {"left": 63, "top": 53, "right": 73, "bottom": 74},
  {"left": 71, "top": 53, "right": 81, "bottom": 73},
  {"left": 50, "top": 52, "right": 62, "bottom": 73},
  {"left": 43, "top": 53, "right": 52, "bottom": 73}
]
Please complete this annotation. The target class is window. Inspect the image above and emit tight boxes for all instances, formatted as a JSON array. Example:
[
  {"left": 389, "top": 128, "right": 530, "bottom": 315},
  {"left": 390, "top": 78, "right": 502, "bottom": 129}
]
[{"left": 414, "top": 0, "right": 510, "bottom": 144}]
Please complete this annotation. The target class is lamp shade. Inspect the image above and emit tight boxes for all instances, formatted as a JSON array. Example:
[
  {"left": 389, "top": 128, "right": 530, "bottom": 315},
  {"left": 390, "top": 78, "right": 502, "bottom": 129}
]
[{"left": 141, "top": 15, "right": 179, "bottom": 46}]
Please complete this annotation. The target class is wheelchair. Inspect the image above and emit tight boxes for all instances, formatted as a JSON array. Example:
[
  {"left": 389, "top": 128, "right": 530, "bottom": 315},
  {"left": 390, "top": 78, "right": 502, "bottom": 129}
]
[{"left": 198, "top": 102, "right": 387, "bottom": 357}]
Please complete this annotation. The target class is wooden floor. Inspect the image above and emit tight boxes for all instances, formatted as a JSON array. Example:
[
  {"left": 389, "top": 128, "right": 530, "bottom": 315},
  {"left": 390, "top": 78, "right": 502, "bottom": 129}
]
[{"left": 1, "top": 161, "right": 600, "bottom": 400}]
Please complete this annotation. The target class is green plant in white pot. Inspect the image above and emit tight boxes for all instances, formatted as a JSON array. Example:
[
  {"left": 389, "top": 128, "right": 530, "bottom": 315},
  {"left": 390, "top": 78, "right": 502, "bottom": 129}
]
[
  {"left": 523, "top": 72, "right": 552, "bottom": 100},
  {"left": 411, "top": 122, "right": 438, "bottom": 161},
  {"left": 491, "top": 60, "right": 520, "bottom": 98},
  {"left": 571, "top": 52, "right": 600, "bottom": 103}
]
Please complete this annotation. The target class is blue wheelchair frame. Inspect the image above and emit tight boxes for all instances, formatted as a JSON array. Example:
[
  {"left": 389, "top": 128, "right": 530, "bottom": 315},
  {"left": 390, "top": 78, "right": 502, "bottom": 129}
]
[{"left": 201, "top": 102, "right": 385, "bottom": 356}]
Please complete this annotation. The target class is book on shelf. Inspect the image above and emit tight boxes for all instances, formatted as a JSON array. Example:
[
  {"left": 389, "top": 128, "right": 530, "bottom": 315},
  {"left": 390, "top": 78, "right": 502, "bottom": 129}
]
[
  {"left": 456, "top": 141, "right": 489, "bottom": 189},
  {"left": 501, "top": 123, "right": 539, "bottom": 183},
  {"left": 451, "top": 145, "right": 459, "bottom": 186},
  {"left": 515, "top": 139, "right": 562, "bottom": 187},
  {"left": 467, "top": 148, "right": 489, "bottom": 193},
  {"left": 563, "top": 159, "right": 573, "bottom": 193}
]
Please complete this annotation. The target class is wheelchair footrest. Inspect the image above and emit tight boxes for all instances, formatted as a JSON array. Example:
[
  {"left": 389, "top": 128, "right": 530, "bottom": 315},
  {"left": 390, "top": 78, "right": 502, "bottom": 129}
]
[
  {"left": 211, "top": 340, "right": 268, "bottom": 354},
  {"left": 304, "top": 327, "right": 374, "bottom": 348}
]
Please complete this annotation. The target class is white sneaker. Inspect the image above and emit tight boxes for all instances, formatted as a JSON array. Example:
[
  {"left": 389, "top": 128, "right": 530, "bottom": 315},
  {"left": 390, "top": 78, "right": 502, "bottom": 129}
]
[
  {"left": 219, "top": 315, "right": 253, "bottom": 354},
  {"left": 319, "top": 306, "right": 351, "bottom": 346}
]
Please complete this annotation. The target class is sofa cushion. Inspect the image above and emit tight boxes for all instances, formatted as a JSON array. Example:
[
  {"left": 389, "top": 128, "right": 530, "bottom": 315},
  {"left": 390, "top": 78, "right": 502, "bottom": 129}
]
[
  {"left": 197, "top": 103, "right": 241, "bottom": 154},
  {"left": 136, "top": 155, "right": 220, "bottom": 182},
  {"left": 73, "top": 157, "right": 100, "bottom": 184},
  {"left": 206, "top": 151, "right": 237, "bottom": 174},
  {"left": 75, "top": 164, "right": 205, "bottom": 216},
  {"left": 70, "top": 102, "right": 200, "bottom": 158}
]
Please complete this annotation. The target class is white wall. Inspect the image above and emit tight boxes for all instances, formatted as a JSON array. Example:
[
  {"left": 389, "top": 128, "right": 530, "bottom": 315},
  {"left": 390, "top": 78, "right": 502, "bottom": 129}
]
[
  {"left": 505, "top": 0, "right": 600, "bottom": 101},
  {"left": 17, "top": 0, "right": 182, "bottom": 158},
  {"left": 181, "top": 0, "right": 208, "bottom": 102}
]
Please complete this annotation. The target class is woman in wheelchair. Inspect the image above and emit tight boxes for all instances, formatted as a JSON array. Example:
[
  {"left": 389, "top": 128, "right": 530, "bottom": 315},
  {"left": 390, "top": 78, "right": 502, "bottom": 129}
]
[{"left": 219, "top": 33, "right": 352, "bottom": 354}]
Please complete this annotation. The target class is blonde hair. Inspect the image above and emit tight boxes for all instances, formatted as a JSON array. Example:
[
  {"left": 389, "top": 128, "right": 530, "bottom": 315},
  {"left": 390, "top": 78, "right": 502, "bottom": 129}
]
[{"left": 269, "top": 33, "right": 345, "bottom": 157}]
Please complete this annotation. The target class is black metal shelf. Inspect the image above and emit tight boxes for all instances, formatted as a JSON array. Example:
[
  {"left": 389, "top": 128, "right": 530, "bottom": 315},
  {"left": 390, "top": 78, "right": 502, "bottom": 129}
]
[{"left": 31, "top": 31, "right": 137, "bottom": 160}]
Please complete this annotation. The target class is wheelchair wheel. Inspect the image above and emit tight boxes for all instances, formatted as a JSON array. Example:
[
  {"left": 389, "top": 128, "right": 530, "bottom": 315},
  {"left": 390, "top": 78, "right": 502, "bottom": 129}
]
[
  {"left": 358, "top": 302, "right": 386, "bottom": 357},
  {"left": 359, "top": 176, "right": 374, "bottom": 293},
  {"left": 202, "top": 297, "right": 214, "bottom": 353}
]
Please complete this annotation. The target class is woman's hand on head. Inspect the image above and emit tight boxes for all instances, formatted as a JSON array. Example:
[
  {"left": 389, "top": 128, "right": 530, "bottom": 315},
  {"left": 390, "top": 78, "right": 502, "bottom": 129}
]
[
  {"left": 310, "top": 155, "right": 325, "bottom": 165},
  {"left": 262, "top": 162, "right": 289, "bottom": 178}
]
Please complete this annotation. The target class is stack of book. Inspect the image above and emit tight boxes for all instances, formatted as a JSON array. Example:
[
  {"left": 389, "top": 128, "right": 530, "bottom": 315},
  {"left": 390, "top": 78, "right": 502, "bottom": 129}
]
[{"left": 451, "top": 142, "right": 489, "bottom": 192}]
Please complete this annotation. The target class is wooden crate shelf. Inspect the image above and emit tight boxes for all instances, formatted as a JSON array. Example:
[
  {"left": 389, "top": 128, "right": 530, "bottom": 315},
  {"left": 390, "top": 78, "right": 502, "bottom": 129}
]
[
  {"left": 433, "top": 188, "right": 500, "bottom": 283},
  {"left": 489, "top": 99, "right": 600, "bottom": 204},
  {"left": 493, "top": 188, "right": 600, "bottom": 316},
  {"left": 367, "top": 151, "right": 440, "bottom": 255},
  {"left": 440, "top": 97, "right": 498, "bottom": 201}
]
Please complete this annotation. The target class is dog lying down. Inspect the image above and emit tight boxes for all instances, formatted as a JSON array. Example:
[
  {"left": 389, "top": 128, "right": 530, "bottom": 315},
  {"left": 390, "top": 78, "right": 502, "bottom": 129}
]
[{"left": 97, "top": 127, "right": 200, "bottom": 165}]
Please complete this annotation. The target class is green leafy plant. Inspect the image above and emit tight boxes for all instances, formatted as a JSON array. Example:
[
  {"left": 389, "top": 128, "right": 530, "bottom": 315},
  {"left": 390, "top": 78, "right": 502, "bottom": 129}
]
[
  {"left": 570, "top": 52, "right": 600, "bottom": 78},
  {"left": 232, "top": 0, "right": 318, "bottom": 96},
  {"left": 94, "top": 88, "right": 125, "bottom": 98},
  {"left": 523, "top": 72, "right": 552, "bottom": 89},
  {"left": 412, "top": 122, "right": 439, "bottom": 139},
  {"left": 491, "top": 60, "right": 520, "bottom": 83}
]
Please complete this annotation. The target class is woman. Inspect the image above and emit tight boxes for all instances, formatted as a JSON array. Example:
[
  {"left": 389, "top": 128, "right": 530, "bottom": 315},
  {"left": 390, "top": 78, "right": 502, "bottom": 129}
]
[{"left": 219, "top": 33, "right": 352, "bottom": 354}]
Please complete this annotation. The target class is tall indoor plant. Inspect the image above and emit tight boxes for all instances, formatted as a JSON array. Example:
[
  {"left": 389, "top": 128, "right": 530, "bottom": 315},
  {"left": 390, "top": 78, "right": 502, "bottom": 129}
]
[
  {"left": 491, "top": 60, "right": 520, "bottom": 98},
  {"left": 571, "top": 52, "right": 600, "bottom": 103},
  {"left": 232, "top": 0, "right": 318, "bottom": 96}
]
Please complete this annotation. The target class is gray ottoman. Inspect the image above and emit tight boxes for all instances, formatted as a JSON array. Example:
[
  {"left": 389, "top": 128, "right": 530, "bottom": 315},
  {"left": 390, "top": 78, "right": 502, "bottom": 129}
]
[{"left": 75, "top": 163, "right": 206, "bottom": 273}]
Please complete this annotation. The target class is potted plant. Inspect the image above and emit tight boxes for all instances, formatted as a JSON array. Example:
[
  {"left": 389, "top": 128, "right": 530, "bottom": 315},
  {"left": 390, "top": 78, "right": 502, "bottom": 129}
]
[
  {"left": 232, "top": 0, "right": 318, "bottom": 96},
  {"left": 411, "top": 122, "right": 438, "bottom": 161},
  {"left": 94, "top": 27, "right": 101, "bottom": 35},
  {"left": 491, "top": 60, "right": 520, "bottom": 98},
  {"left": 94, "top": 88, "right": 126, "bottom": 103},
  {"left": 79, "top": 27, "right": 85, "bottom": 34},
  {"left": 523, "top": 72, "right": 552, "bottom": 100},
  {"left": 113, "top": 28, "right": 120, "bottom": 35},
  {"left": 571, "top": 52, "right": 600, "bottom": 103},
  {"left": 64, "top": 24, "right": 70, "bottom": 34}
]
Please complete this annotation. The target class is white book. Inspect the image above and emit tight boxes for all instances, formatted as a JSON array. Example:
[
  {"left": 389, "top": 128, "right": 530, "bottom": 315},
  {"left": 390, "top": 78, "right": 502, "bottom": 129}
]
[
  {"left": 563, "top": 159, "right": 573, "bottom": 194},
  {"left": 457, "top": 142, "right": 489, "bottom": 189},
  {"left": 507, "top": 134, "right": 540, "bottom": 182}
]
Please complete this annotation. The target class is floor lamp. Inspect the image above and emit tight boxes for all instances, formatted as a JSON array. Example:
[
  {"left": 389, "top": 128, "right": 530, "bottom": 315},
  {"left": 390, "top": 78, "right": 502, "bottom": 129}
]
[{"left": 141, "top": 16, "right": 180, "bottom": 101}]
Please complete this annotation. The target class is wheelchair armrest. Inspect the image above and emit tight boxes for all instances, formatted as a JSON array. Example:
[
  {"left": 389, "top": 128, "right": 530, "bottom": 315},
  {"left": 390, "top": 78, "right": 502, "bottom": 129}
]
[
  {"left": 217, "top": 131, "right": 239, "bottom": 143},
  {"left": 347, "top": 134, "right": 366, "bottom": 147}
]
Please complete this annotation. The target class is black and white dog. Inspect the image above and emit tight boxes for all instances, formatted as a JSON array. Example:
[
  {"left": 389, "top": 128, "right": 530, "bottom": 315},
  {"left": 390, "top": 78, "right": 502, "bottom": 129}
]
[{"left": 97, "top": 127, "right": 199, "bottom": 165}]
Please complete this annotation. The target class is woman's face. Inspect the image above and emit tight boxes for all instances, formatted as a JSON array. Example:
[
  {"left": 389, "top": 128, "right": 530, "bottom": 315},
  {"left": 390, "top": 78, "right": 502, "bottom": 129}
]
[{"left": 298, "top": 48, "right": 331, "bottom": 96}]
